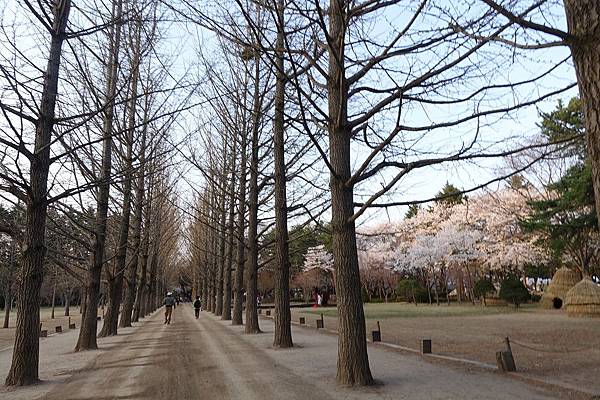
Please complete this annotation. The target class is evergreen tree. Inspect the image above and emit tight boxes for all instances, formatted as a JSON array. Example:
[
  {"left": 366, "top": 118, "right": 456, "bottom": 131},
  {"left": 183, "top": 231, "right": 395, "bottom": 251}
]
[
  {"left": 435, "top": 182, "right": 465, "bottom": 206},
  {"left": 522, "top": 98, "right": 598, "bottom": 275},
  {"left": 405, "top": 204, "right": 421, "bottom": 219}
]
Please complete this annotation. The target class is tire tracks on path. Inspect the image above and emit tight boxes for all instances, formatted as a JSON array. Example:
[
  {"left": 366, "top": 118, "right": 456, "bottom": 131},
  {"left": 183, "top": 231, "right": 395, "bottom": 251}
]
[
  {"left": 191, "top": 307, "right": 334, "bottom": 400},
  {"left": 42, "top": 306, "right": 225, "bottom": 400}
]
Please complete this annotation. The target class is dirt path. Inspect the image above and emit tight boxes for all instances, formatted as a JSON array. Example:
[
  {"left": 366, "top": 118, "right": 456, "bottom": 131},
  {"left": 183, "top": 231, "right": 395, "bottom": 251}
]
[
  {"left": 41, "top": 306, "right": 331, "bottom": 400},
  {"left": 33, "top": 306, "right": 570, "bottom": 400}
]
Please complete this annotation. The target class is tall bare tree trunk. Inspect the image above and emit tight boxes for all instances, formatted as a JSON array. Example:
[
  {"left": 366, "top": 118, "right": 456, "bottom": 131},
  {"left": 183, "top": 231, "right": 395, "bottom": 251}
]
[
  {"left": 5, "top": 0, "right": 71, "bottom": 386},
  {"left": 563, "top": 2, "right": 600, "bottom": 225},
  {"left": 222, "top": 136, "right": 237, "bottom": 321},
  {"left": 327, "top": 0, "right": 373, "bottom": 386},
  {"left": 209, "top": 261, "right": 216, "bottom": 312},
  {"left": 201, "top": 267, "right": 208, "bottom": 310},
  {"left": 215, "top": 150, "right": 228, "bottom": 316},
  {"left": 51, "top": 270, "right": 57, "bottom": 319},
  {"left": 3, "top": 291, "right": 11, "bottom": 329},
  {"left": 99, "top": 48, "right": 136, "bottom": 337},
  {"left": 146, "top": 244, "right": 159, "bottom": 314},
  {"left": 64, "top": 292, "right": 70, "bottom": 317},
  {"left": 120, "top": 12, "right": 145, "bottom": 328},
  {"left": 133, "top": 170, "right": 152, "bottom": 322},
  {"left": 76, "top": 0, "right": 124, "bottom": 351},
  {"left": 272, "top": 0, "right": 292, "bottom": 348},
  {"left": 209, "top": 202, "right": 218, "bottom": 313},
  {"left": 99, "top": 274, "right": 124, "bottom": 337},
  {"left": 232, "top": 113, "right": 248, "bottom": 325},
  {"left": 244, "top": 55, "right": 261, "bottom": 334}
]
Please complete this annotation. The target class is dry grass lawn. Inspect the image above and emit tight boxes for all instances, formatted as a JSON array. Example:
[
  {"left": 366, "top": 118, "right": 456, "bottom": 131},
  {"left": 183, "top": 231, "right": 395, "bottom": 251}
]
[{"left": 291, "top": 302, "right": 600, "bottom": 394}]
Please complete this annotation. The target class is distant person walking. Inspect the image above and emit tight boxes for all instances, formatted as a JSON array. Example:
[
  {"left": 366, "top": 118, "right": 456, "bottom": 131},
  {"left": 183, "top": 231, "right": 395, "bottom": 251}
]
[
  {"left": 163, "top": 292, "right": 176, "bottom": 324},
  {"left": 193, "top": 296, "right": 202, "bottom": 318}
]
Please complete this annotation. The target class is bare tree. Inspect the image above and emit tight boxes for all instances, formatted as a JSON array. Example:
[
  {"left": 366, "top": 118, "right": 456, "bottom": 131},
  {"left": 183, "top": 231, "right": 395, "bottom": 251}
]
[
  {"left": 1, "top": 0, "right": 72, "bottom": 386},
  {"left": 75, "top": 0, "right": 124, "bottom": 351},
  {"left": 271, "top": 0, "right": 293, "bottom": 348}
]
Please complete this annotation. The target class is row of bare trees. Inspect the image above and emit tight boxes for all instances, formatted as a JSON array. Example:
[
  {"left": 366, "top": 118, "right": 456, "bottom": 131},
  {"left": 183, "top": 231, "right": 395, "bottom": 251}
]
[
  {"left": 179, "top": 0, "right": 597, "bottom": 387},
  {"left": 2, "top": 0, "right": 599, "bottom": 390},
  {"left": 1, "top": 0, "right": 188, "bottom": 385}
]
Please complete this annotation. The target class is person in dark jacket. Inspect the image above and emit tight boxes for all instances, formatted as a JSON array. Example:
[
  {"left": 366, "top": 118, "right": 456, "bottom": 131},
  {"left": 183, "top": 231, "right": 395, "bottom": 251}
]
[
  {"left": 163, "top": 292, "right": 176, "bottom": 324},
  {"left": 193, "top": 296, "right": 201, "bottom": 318}
]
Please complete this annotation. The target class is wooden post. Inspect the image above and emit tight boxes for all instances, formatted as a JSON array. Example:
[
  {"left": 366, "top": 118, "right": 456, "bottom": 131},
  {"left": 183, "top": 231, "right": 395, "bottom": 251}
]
[
  {"left": 505, "top": 337, "right": 512, "bottom": 353},
  {"left": 316, "top": 313, "right": 324, "bottom": 329},
  {"left": 496, "top": 337, "right": 517, "bottom": 372},
  {"left": 372, "top": 320, "right": 381, "bottom": 342},
  {"left": 421, "top": 339, "right": 432, "bottom": 354}
]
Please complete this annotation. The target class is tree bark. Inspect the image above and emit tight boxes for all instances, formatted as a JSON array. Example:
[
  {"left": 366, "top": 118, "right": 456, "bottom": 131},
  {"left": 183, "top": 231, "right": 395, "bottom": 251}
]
[
  {"left": 133, "top": 174, "right": 152, "bottom": 322},
  {"left": 4, "top": 1, "right": 71, "bottom": 386},
  {"left": 232, "top": 106, "right": 249, "bottom": 325},
  {"left": 201, "top": 269, "right": 208, "bottom": 311},
  {"left": 119, "top": 13, "right": 144, "bottom": 328},
  {"left": 51, "top": 271, "right": 57, "bottom": 319},
  {"left": 327, "top": 0, "right": 373, "bottom": 386},
  {"left": 98, "top": 274, "right": 124, "bottom": 337},
  {"left": 76, "top": 0, "right": 124, "bottom": 351},
  {"left": 222, "top": 134, "right": 237, "bottom": 321},
  {"left": 272, "top": 0, "right": 292, "bottom": 348},
  {"left": 563, "top": 1, "right": 600, "bottom": 225},
  {"left": 64, "top": 292, "right": 70, "bottom": 317},
  {"left": 215, "top": 151, "right": 228, "bottom": 316},
  {"left": 146, "top": 245, "right": 158, "bottom": 315},
  {"left": 244, "top": 54, "right": 262, "bottom": 335},
  {"left": 3, "top": 291, "right": 11, "bottom": 329}
]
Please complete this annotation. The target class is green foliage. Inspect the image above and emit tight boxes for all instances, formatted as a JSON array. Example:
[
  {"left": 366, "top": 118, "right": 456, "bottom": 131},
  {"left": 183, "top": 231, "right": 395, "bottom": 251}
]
[
  {"left": 522, "top": 163, "right": 597, "bottom": 272},
  {"left": 405, "top": 204, "right": 421, "bottom": 219},
  {"left": 396, "top": 279, "right": 419, "bottom": 300},
  {"left": 523, "top": 263, "right": 552, "bottom": 280},
  {"left": 414, "top": 287, "right": 430, "bottom": 303},
  {"left": 435, "top": 182, "right": 464, "bottom": 205},
  {"left": 260, "top": 223, "right": 333, "bottom": 273},
  {"left": 315, "top": 222, "right": 333, "bottom": 253},
  {"left": 499, "top": 276, "right": 530, "bottom": 307},
  {"left": 539, "top": 97, "right": 585, "bottom": 159},
  {"left": 473, "top": 279, "right": 495, "bottom": 299},
  {"left": 522, "top": 98, "right": 597, "bottom": 274}
]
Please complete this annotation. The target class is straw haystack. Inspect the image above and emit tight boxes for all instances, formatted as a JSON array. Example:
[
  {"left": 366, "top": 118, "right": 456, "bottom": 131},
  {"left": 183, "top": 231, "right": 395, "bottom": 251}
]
[
  {"left": 565, "top": 278, "right": 600, "bottom": 318},
  {"left": 540, "top": 267, "right": 581, "bottom": 309}
]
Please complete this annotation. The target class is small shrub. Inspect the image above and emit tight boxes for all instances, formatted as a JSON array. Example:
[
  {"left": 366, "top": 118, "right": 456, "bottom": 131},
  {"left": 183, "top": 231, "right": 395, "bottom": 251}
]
[
  {"left": 499, "top": 276, "right": 530, "bottom": 307},
  {"left": 414, "top": 287, "right": 430, "bottom": 303},
  {"left": 473, "top": 278, "right": 495, "bottom": 306},
  {"left": 396, "top": 279, "right": 419, "bottom": 303}
]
